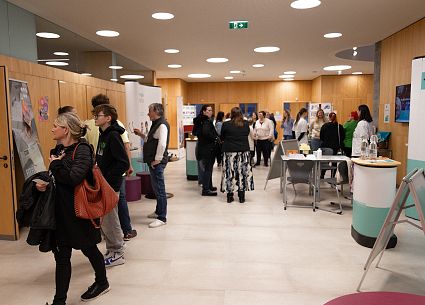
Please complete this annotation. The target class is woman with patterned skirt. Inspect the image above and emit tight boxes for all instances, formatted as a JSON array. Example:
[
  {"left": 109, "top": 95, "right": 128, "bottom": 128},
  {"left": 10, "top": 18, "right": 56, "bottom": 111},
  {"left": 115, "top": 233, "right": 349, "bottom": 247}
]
[{"left": 220, "top": 107, "right": 254, "bottom": 203}]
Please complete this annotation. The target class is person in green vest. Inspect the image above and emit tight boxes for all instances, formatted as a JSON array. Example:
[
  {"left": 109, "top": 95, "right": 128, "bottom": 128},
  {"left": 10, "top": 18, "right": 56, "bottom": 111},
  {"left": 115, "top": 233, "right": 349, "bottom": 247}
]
[{"left": 342, "top": 111, "right": 359, "bottom": 157}]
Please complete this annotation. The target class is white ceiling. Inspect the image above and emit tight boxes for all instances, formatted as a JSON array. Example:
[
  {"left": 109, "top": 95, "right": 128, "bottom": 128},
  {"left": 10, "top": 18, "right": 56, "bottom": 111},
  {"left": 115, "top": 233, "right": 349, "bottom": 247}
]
[{"left": 8, "top": 0, "right": 425, "bottom": 82}]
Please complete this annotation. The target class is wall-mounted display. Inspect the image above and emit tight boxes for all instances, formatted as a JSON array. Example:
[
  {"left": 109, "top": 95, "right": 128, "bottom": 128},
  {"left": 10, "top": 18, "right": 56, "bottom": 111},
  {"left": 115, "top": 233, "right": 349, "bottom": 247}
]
[{"left": 394, "top": 84, "right": 411, "bottom": 123}]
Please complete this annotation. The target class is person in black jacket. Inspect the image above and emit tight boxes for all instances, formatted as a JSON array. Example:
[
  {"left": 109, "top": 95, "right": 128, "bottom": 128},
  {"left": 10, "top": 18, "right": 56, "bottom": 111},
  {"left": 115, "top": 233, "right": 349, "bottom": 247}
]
[
  {"left": 320, "top": 112, "right": 345, "bottom": 178},
  {"left": 194, "top": 105, "right": 220, "bottom": 196},
  {"left": 220, "top": 107, "right": 254, "bottom": 203},
  {"left": 35, "top": 112, "right": 109, "bottom": 305},
  {"left": 93, "top": 104, "right": 129, "bottom": 268}
]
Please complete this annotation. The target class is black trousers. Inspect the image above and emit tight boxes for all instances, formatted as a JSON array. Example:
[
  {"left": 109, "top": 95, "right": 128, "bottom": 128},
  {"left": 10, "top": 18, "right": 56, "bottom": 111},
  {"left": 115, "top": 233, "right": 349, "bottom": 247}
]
[
  {"left": 199, "top": 157, "right": 215, "bottom": 191},
  {"left": 256, "top": 139, "right": 271, "bottom": 165},
  {"left": 53, "top": 245, "right": 107, "bottom": 304}
]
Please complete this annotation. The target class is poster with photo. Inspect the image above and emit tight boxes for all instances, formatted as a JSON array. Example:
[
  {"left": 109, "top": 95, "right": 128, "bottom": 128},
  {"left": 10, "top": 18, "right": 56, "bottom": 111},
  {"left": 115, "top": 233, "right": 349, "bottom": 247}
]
[
  {"left": 38, "top": 96, "right": 49, "bottom": 121},
  {"left": 182, "top": 105, "right": 196, "bottom": 126},
  {"left": 176, "top": 97, "right": 184, "bottom": 159},
  {"left": 9, "top": 79, "right": 46, "bottom": 179}
]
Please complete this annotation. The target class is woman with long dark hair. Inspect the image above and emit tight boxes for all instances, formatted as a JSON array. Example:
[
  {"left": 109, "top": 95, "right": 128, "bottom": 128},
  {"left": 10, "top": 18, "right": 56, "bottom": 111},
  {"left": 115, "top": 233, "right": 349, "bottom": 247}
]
[
  {"left": 220, "top": 107, "right": 254, "bottom": 203},
  {"left": 352, "top": 104, "right": 373, "bottom": 157},
  {"left": 294, "top": 108, "right": 309, "bottom": 145},
  {"left": 281, "top": 109, "right": 294, "bottom": 140},
  {"left": 37, "top": 112, "right": 109, "bottom": 305}
]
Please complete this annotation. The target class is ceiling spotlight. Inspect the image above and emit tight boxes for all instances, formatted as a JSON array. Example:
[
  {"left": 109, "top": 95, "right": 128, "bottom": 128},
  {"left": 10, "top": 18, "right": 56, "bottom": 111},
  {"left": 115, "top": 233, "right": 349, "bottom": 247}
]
[
  {"left": 323, "top": 65, "right": 351, "bottom": 71},
  {"left": 206, "top": 58, "right": 229, "bottom": 63},
  {"left": 188, "top": 74, "right": 211, "bottom": 78},
  {"left": 96, "top": 30, "right": 120, "bottom": 37},
  {"left": 164, "top": 49, "right": 180, "bottom": 53},
  {"left": 353, "top": 51, "right": 358, "bottom": 56},
  {"left": 252, "top": 64, "right": 264, "bottom": 68},
  {"left": 279, "top": 75, "right": 295, "bottom": 79},
  {"left": 109, "top": 65, "right": 123, "bottom": 70},
  {"left": 224, "top": 76, "right": 234, "bottom": 80},
  {"left": 37, "top": 58, "right": 69, "bottom": 62},
  {"left": 284, "top": 71, "right": 297, "bottom": 75},
  {"left": 290, "top": 0, "right": 321, "bottom": 10},
  {"left": 323, "top": 32, "right": 342, "bottom": 39},
  {"left": 230, "top": 70, "right": 241, "bottom": 74},
  {"left": 46, "top": 61, "right": 68, "bottom": 66},
  {"left": 338, "top": 70, "right": 342, "bottom": 75},
  {"left": 120, "top": 75, "right": 144, "bottom": 79},
  {"left": 352, "top": 72, "right": 363, "bottom": 75},
  {"left": 53, "top": 52, "right": 68, "bottom": 56},
  {"left": 81, "top": 73, "right": 92, "bottom": 76},
  {"left": 36, "top": 32, "right": 60, "bottom": 39},
  {"left": 254, "top": 46, "right": 280, "bottom": 53},
  {"left": 111, "top": 78, "right": 118, "bottom": 82},
  {"left": 152, "top": 12, "right": 174, "bottom": 20},
  {"left": 168, "top": 64, "right": 182, "bottom": 68},
  {"left": 353, "top": 47, "right": 358, "bottom": 50}
]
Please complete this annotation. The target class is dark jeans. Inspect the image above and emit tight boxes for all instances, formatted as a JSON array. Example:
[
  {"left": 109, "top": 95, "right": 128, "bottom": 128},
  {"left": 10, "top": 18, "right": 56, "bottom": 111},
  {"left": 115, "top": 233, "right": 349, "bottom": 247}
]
[
  {"left": 53, "top": 245, "right": 107, "bottom": 304},
  {"left": 197, "top": 160, "right": 204, "bottom": 185},
  {"left": 256, "top": 139, "right": 271, "bottom": 165},
  {"left": 283, "top": 135, "right": 294, "bottom": 140},
  {"left": 216, "top": 148, "right": 223, "bottom": 166},
  {"left": 149, "top": 163, "right": 168, "bottom": 222},
  {"left": 311, "top": 138, "right": 323, "bottom": 151},
  {"left": 199, "top": 157, "right": 214, "bottom": 191},
  {"left": 343, "top": 147, "right": 352, "bottom": 158},
  {"left": 118, "top": 177, "right": 132, "bottom": 234}
]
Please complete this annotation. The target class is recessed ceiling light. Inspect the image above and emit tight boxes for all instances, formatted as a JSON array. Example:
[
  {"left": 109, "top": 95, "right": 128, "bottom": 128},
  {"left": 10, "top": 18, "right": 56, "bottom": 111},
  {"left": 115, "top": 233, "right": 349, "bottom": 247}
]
[
  {"left": 279, "top": 75, "right": 295, "bottom": 79},
  {"left": 230, "top": 70, "right": 241, "bottom": 74},
  {"left": 164, "top": 49, "right": 180, "bottom": 53},
  {"left": 323, "top": 65, "right": 351, "bottom": 71},
  {"left": 206, "top": 57, "right": 229, "bottom": 63},
  {"left": 59, "top": 80, "right": 66, "bottom": 83},
  {"left": 36, "top": 32, "right": 60, "bottom": 39},
  {"left": 111, "top": 78, "right": 118, "bottom": 82},
  {"left": 290, "top": 0, "right": 321, "bottom": 9},
  {"left": 37, "top": 58, "right": 69, "bottom": 62},
  {"left": 284, "top": 71, "right": 297, "bottom": 75},
  {"left": 252, "top": 64, "right": 264, "bottom": 68},
  {"left": 168, "top": 64, "right": 182, "bottom": 68},
  {"left": 353, "top": 51, "right": 358, "bottom": 56},
  {"left": 224, "top": 76, "right": 234, "bottom": 80},
  {"left": 53, "top": 52, "right": 69, "bottom": 56},
  {"left": 353, "top": 47, "right": 358, "bottom": 50},
  {"left": 338, "top": 70, "right": 342, "bottom": 75},
  {"left": 96, "top": 30, "right": 120, "bottom": 37},
  {"left": 109, "top": 65, "right": 123, "bottom": 70},
  {"left": 283, "top": 79, "right": 294, "bottom": 81},
  {"left": 81, "top": 73, "right": 92, "bottom": 76},
  {"left": 46, "top": 61, "right": 69, "bottom": 66},
  {"left": 254, "top": 46, "right": 280, "bottom": 53},
  {"left": 152, "top": 12, "right": 174, "bottom": 20},
  {"left": 324, "top": 32, "right": 342, "bottom": 39},
  {"left": 120, "top": 75, "right": 144, "bottom": 79},
  {"left": 352, "top": 72, "right": 363, "bottom": 75},
  {"left": 188, "top": 74, "right": 211, "bottom": 79}
]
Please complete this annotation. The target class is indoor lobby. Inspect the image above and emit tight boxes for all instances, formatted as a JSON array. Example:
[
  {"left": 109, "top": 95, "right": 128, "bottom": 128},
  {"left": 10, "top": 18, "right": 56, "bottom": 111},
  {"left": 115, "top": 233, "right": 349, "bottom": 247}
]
[{"left": 1, "top": 1, "right": 425, "bottom": 305}]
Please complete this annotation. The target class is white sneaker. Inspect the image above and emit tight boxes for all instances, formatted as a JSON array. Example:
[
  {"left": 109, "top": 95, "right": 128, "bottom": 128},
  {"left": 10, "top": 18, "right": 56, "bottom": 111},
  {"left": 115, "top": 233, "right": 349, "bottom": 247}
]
[
  {"left": 148, "top": 219, "right": 166, "bottom": 228},
  {"left": 104, "top": 253, "right": 125, "bottom": 268},
  {"left": 147, "top": 212, "right": 158, "bottom": 219}
]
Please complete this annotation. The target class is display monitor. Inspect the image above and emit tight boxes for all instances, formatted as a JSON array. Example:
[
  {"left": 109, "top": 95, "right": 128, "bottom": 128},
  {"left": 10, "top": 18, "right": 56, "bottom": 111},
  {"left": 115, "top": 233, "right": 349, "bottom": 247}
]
[{"left": 394, "top": 84, "right": 411, "bottom": 123}]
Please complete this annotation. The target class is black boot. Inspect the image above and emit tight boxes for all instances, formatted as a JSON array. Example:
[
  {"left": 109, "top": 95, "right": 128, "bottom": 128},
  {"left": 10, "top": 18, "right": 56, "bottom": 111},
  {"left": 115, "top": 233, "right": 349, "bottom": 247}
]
[
  {"left": 238, "top": 191, "right": 245, "bottom": 203},
  {"left": 227, "top": 193, "right": 234, "bottom": 203}
]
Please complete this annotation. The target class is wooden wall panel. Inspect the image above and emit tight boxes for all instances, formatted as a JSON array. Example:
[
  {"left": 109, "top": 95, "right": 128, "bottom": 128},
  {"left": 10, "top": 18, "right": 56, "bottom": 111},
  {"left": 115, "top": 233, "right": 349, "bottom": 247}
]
[
  {"left": 106, "top": 90, "right": 127, "bottom": 125},
  {"left": 58, "top": 81, "right": 87, "bottom": 120},
  {"left": 379, "top": 18, "right": 425, "bottom": 183}
]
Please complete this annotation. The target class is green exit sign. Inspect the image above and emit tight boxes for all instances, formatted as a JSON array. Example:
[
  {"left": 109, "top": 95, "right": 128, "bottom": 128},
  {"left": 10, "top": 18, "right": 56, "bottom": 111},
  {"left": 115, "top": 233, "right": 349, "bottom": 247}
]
[{"left": 229, "top": 21, "right": 248, "bottom": 29}]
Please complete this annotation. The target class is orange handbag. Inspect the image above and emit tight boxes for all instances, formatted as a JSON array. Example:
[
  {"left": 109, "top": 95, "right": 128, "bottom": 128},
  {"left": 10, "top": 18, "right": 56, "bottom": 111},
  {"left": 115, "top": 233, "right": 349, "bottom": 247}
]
[{"left": 72, "top": 143, "right": 119, "bottom": 228}]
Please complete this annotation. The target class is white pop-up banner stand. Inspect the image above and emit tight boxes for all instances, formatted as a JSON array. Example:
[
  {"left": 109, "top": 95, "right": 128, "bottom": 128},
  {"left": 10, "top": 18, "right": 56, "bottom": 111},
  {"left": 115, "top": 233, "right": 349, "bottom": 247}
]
[
  {"left": 176, "top": 96, "right": 184, "bottom": 159},
  {"left": 125, "top": 82, "right": 162, "bottom": 173}
]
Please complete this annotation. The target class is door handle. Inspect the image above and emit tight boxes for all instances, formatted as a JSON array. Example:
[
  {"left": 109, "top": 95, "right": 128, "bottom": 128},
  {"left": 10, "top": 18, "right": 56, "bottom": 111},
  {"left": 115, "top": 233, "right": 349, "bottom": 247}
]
[{"left": 0, "top": 156, "right": 7, "bottom": 161}]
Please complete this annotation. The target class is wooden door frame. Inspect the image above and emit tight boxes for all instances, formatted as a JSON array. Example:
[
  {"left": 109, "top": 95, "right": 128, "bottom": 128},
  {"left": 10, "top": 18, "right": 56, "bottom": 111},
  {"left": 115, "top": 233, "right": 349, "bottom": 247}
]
[{"left": 0, "top": 66, "right": 19, "bottom": 240}]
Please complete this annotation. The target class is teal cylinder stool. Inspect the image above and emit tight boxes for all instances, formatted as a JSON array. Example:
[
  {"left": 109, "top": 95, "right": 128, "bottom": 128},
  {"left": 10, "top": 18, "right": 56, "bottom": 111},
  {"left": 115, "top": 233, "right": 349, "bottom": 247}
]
[
  {"left": 186, "top": 138, "right": 198, "bottom": 180},
  {"left": 351, "top": 158, "right": 401, "bottom": 248}
]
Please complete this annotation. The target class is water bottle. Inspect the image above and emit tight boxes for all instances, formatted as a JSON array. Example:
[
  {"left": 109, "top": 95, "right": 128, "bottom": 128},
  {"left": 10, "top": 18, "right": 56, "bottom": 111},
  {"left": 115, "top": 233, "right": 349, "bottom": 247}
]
[
  {"left": 360, "top": 136, "right": 368, "bottom": 160},
  {"left": 369, "top": 135, "right": 378, "bottom": 161}
]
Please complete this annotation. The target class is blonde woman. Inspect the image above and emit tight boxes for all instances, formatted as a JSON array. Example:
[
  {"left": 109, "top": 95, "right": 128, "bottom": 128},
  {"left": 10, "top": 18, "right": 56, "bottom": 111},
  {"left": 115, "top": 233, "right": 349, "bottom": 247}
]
[
  {"left": 37, "top": 112, "right": 109, "bottom": 305},
  {"left": 309, "top": 108, "right": 326, "bottom": 151}
]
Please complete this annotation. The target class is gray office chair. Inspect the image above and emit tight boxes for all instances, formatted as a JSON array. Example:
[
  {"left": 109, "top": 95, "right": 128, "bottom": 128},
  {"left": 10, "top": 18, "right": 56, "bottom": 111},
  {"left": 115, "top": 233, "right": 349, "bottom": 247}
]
[
  {"left": 281, "top": 139, "right": 299, "bottom": 155},
  {"left": 320, "top": 161, "right": 350, "bottom": 214},
  {"left": 320, "top": 147, "right": 338, "bottom": 179},
  {"left": 285, "top": 159, "right": 317, "bottom": 211}
]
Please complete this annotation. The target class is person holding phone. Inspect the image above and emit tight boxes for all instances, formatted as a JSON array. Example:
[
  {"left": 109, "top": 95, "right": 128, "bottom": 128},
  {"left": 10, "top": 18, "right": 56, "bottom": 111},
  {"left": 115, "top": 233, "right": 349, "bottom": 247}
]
[{"left": 134, "top": 103, "right": 170, "bottom": 228}]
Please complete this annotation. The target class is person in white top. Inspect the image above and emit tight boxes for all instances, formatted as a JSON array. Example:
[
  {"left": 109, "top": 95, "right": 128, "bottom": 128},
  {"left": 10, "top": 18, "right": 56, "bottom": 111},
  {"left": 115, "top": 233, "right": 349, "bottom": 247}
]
[
  {"left": 254, "top": 111, "right": 274, "bottom": 166},
  {"left": 309, "top": 108, "right": 326, "bottom": 151},
  {"left": 294, "top": 108, "right": 309, "bottom": 145},
  {"left": 352, "top": 104, "right": 373, "bottom": 157}
]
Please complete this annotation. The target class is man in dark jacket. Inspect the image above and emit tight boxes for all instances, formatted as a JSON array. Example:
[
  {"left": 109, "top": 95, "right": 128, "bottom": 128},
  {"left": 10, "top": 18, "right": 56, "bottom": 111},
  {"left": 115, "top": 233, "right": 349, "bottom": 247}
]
[
  {"left": 94, "top": 104, "right": 129, "bottom": 267},
  {"left": 194, "top": 105, "right": 219, "bottom": 196},
  {"left": 135, "top": 103, "right": 170, "bottom": 228}
]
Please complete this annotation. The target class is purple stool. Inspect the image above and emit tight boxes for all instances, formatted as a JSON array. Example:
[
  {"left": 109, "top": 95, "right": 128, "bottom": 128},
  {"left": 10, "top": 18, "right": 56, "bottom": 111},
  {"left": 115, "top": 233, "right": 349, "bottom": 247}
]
[
  {"left": 136, "top": 172, "right": 154, "bottom": 196},
  {"left": 125, "top": 176, "right": 141, "bottom": 202},
  {"left": 324, "top": 292, "right": 425, "bottom": 305}
]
